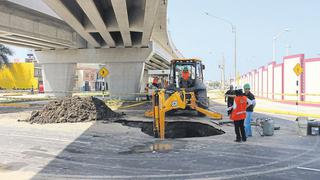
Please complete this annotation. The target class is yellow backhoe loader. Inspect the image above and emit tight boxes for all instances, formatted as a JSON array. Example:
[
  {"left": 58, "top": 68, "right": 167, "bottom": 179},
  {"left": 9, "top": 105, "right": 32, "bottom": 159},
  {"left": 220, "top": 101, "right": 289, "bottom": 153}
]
[{"left": 145, "top": 58, "right": 223, "bottom": 139}]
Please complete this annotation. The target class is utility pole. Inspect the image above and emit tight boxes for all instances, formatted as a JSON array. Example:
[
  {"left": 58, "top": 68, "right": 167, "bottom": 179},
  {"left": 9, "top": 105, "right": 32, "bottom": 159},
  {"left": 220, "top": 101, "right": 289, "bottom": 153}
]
[
  {"left": 204, "top": 12, "right": 237, "bottom": 84},
  {"left": 286, "top": 44, "right": 291, "bottom": 56},
  {"left": 218, "top": 53, "right": 226, "bottom": 90},
  {"left": 273, "top": 28, "right": 290, "bottom": 61},
  {"left": 233, "top": 26, "right": 237, "bottom": 85}
]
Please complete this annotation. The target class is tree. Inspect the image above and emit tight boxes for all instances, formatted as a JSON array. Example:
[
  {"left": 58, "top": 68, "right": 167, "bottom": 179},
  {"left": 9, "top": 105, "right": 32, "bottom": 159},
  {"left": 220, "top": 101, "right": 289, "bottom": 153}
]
[
  {"left": 213, "top": 81, "right": 221, "bottom": 89},
  {"left": 0, "top": 44, "right": 13, "bottom": 67}
]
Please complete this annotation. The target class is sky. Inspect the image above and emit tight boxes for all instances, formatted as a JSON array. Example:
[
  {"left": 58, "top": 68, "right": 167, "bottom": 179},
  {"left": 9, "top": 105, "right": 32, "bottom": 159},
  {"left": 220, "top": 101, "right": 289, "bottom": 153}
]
[
  {"left": 6, "top": 0, "right": 320, "bottom": 81},
  {"left": 168, "top": 0, "right": 320, "bottom": 81}
]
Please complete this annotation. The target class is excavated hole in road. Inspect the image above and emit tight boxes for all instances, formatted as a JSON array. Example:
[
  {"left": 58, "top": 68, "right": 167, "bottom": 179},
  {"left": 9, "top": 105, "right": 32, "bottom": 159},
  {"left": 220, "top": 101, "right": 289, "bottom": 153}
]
[{"left": 116, "top": 120, "right": 225, "bottom": 138}]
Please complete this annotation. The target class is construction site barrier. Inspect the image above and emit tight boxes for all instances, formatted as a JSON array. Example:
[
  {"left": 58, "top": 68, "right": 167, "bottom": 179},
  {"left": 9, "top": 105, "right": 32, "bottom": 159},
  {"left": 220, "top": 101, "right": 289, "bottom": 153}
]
[{"left": 0, "top": 63, "right": 38, "bottom": 89}]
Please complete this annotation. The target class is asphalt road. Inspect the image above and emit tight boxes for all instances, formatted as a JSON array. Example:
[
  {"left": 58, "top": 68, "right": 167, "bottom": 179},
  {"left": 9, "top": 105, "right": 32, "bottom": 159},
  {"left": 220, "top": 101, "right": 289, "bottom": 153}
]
[{"left": 0, "top": 100, "right": 319, "bottom": 180}]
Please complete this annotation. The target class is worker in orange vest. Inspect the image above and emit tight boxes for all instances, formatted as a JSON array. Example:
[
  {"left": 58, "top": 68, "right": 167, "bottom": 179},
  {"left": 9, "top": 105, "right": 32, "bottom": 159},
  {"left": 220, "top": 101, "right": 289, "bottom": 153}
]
[
  {"left": 180, "top": 66, "right": 191, "bottom": 88},
  {"left": 229, "top": 89, "right": 252, "bottom": 142},
  {"left": 152, "top": 76, "right": 159, "bottom": 88},
  {"left": 182, "top": 66, "right": 190, "bottom": 80}
]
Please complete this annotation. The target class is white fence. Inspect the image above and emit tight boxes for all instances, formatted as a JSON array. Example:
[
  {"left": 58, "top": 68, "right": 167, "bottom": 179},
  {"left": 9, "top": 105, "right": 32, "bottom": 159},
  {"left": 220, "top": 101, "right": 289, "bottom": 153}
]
[{"left": 240, "top": 54, "right": 320, "bottom": 103}]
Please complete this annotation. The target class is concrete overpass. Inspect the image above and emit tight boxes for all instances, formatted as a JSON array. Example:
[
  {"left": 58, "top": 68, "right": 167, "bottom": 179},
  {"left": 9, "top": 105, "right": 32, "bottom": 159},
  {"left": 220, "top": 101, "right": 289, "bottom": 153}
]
[{"left": 1, "top": 0, "right": 180, "bottom": 99}]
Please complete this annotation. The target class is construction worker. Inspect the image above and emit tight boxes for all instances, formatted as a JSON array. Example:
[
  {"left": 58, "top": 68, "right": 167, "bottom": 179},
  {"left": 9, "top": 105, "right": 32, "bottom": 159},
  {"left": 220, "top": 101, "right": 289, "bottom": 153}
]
[
  {"left": 145, "top": 83, "right": 150, "bottom": 101},
  {"left": 180, "top": 66, "right": 191, "bottom": 88},
  {"left": 152, "top": 76, "right": 159, "bottom": 88},
  {"left": 225, "top": 85, "right": 235, "bottom": 116},
  {"left": 229, "top": 89, "right": 252, "bottom": 142},
  {"left": 243, "top": 83, "right": 256, "bottom": 137}
]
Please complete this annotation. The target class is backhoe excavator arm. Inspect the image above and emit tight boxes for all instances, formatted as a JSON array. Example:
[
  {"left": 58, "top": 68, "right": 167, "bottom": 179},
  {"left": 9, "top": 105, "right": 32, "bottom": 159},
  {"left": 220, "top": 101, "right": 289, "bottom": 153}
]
[
  {"left": 153, "top": 90, "right": 186, "bottom": 139},
  {"left": 146, "top": 90, "right": 223, "bottom": 139}
]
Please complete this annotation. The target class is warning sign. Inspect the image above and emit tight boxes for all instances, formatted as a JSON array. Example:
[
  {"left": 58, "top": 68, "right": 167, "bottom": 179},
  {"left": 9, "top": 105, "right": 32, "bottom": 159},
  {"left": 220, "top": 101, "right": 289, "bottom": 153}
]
[
  {"left": 293, "top": 63, "right": 303, "bottom": 76},
  {"left": 99, "top": 67, "right": 109, "bottom": 78}
]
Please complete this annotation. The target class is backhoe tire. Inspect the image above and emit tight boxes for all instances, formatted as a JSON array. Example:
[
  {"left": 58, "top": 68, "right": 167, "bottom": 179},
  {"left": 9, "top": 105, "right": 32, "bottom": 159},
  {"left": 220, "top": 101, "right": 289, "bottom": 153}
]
[{"left": 166, "top": 109, "right": 177, "bottom": 116}]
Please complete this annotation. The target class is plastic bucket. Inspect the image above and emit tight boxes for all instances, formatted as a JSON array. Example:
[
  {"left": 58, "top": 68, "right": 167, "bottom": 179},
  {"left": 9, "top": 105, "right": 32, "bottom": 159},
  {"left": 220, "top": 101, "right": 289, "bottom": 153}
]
[
  {"left": 262, "top": 118, "right": 274, "bottom": 136},
  {"left": 297, "top": 117, "right": 308, "bottom": 136}
]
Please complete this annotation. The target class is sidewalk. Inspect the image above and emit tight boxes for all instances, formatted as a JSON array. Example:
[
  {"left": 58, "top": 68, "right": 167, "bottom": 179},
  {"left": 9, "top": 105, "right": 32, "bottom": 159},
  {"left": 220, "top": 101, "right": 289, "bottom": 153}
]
[
  {"left": 254, "top": 98, "right": 320, "bottom": 119},
  {"left": 208, "top": 91, "right": 320, "bottom": 119},
  {"left": 0, "top": 93, "right": 49, "bottom": 103}
]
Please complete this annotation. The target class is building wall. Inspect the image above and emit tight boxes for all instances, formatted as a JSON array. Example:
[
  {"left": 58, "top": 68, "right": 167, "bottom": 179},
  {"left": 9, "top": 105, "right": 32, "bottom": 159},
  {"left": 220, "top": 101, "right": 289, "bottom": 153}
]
[
  {"left": 254, "top": 71, "right": 259, "bottom": 94},
  {"left": 274, "top": 64, "right": 283, "bottom": 100},
  {"left": 239, "top": 54, "right": 320, "bottom": 103},
  {"left": 267, "top": 62, "right": 275, "bottom": 99},
  {"left": 262, "top": 68, "right": 268, "bottom": 98},
  {"left": 250, "top": 72, "right": 254, "bottom": 93},
  {"left": 304, "top": 58, "right": 320, "bottom": 102},
  {"left": 258, "top": 68, "right": 263, "bottom": 97},
  {"left": 283, "top": 55, "right": 304, "bottom": 101}
]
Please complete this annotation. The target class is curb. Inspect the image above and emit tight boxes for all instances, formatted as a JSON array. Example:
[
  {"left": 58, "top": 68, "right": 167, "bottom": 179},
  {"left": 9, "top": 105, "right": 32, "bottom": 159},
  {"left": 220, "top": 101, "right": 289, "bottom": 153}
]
[{"left": 0, "top": 103, "right": 30, "bottom": 107}]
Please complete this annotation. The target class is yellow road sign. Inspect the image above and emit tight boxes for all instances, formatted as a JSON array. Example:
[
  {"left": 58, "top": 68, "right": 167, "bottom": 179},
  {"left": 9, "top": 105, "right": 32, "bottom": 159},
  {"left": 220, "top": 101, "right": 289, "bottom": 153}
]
[
  {"left": 99, "top": 67, "right": 109, "bottom": 78},
  {"left": 293, "top": 63, "right": 303, "bottom": 76}
]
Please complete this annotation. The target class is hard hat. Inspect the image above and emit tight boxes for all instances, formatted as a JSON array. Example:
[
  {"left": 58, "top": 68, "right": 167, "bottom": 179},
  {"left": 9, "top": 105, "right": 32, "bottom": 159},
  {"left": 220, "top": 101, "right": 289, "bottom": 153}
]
[
  {"left": 183, "top": 66, "right": 189, "bottom": 72},
  {"left": 243, "top": 83, "right": 250, "bottom": 89}
]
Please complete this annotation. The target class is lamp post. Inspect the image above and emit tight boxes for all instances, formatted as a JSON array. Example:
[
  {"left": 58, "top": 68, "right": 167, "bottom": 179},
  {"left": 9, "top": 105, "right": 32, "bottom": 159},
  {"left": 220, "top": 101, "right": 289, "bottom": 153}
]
[
  {"left": 218, "top": 53, "right": 226, "bottom": 90},
  {"left": 286, "top": 44, "right": 291, "bottom": 56},
  {"left": 273, "top": 28, "right": 290, "bottom": 61},
  {"left": 204, "top": 12, "right": 237, "bottom": 84}
]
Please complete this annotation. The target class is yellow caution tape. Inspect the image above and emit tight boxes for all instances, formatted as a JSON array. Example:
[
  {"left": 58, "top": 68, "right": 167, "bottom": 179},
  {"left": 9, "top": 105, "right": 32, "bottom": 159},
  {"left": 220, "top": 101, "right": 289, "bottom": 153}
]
[{"left": 118, "top": 101, "right": 149, "bottom": 109}]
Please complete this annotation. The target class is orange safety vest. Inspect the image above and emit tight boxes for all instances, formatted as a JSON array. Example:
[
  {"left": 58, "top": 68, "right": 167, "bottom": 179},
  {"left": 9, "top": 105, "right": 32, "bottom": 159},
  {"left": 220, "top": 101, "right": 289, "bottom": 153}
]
[
  {"left": 153, "top": 78, "right": 158, "bottom": 84},
  {"left": 182, "top": 71, "right": 190, "bottom": 80},
  {"left": 230, "top": 96, "right": 247, "bottom": 121}
]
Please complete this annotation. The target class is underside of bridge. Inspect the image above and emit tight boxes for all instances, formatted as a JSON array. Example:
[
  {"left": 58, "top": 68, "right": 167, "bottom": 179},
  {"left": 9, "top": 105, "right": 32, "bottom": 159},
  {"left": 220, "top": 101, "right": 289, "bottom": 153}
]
[{"left": 1, "top": 0, "right": 180, "bottom": 99}]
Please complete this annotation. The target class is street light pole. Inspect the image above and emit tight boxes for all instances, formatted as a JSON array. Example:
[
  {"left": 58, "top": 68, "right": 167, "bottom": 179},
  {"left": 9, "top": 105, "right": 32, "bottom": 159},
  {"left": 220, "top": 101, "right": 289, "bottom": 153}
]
[
  {"left": 273, "top": 28, "right": 290, "bottom": 61},
  {"left": 219, "top": 53, "right": 226, "bottom": 90},
  {"left": 204, "top": 12, "right": 237, "bottom": 84},
  {"left": 286, "top": 44, "right": 291, "bottom": 56},
  {"left": 233, "top": 26, "right": 237, "bottom": 84},
  {"left": 273, "top": 37, "right": 276, "bottom": 62}
]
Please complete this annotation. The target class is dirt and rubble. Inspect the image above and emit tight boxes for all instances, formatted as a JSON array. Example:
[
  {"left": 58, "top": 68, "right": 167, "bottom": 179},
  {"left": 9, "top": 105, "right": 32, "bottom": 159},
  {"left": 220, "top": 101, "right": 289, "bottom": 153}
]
[{"left": 22, "top": 96, "right": 122, "bottom": 124}]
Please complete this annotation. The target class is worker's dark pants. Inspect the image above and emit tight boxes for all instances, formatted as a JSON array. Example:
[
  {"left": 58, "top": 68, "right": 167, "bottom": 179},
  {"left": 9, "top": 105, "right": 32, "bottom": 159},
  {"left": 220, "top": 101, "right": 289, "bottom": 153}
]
[
  {"left": 227, "top": 102, "right": 233, "bottom": 116},
  {"left": 234, "top": 120, "right": 246, "bottom": 141}
]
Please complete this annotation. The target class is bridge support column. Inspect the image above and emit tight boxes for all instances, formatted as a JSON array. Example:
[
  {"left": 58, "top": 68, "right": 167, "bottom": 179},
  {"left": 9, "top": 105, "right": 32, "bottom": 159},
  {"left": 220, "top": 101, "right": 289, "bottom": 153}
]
[
  {"left": 141, "top": 69, "right": 149, "bottom": 92},
  {"left": 41, "top": 63, "right": 76, "bottom": 97},
  {"left": 35, "top": 47, "right": 157, "bottom": 100},
  {"left": 105, "top": 62, "right": 145, "bottom": 100}
]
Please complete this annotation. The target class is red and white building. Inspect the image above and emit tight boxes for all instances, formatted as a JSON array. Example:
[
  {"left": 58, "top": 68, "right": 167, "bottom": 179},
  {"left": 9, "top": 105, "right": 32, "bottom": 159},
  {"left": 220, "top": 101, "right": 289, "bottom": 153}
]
[{"left": 240, "top": 54, "right": 320, "bottom": 105}]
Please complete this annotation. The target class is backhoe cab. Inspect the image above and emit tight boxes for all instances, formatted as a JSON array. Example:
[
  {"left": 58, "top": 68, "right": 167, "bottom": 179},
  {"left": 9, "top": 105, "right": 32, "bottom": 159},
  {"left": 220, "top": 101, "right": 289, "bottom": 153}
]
[
  {"left": 146, "top": 58, "right": 223, "bottom": 139},
  {"left": 167, "top": 58, "right": 209, "bottom": 110}
]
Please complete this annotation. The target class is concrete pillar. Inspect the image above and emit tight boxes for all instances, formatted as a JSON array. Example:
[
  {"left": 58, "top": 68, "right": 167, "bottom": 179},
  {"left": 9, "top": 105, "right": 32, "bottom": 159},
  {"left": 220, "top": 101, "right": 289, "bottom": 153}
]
[
  {"left": 41, "top": 63, "right": 76, "bottom": 97},
  {"left": 105, "top": 62, "right": 145, "bottom": 100},
  {"left": 141, "top": 69, "right": 149, "bottom": 92},
  {"left": 34, "top": 47, "right": 169, "bottom": 100}
]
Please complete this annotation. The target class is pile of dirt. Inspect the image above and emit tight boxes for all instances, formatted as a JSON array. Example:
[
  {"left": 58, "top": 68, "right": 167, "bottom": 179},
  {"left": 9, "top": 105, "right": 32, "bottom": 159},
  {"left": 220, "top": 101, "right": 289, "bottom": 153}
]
[{"left": 24, "top": 96, "right": 122, "bottom": 124}]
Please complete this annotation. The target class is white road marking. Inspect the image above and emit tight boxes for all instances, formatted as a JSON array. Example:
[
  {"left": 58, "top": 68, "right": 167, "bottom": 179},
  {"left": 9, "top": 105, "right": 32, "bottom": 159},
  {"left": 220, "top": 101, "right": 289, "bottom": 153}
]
[
  {"left": 0, "top": 133, "right": 90, "bottom": 144},
  {"left": 297, "top": 166, "right": 320, "bottom": 172}
]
